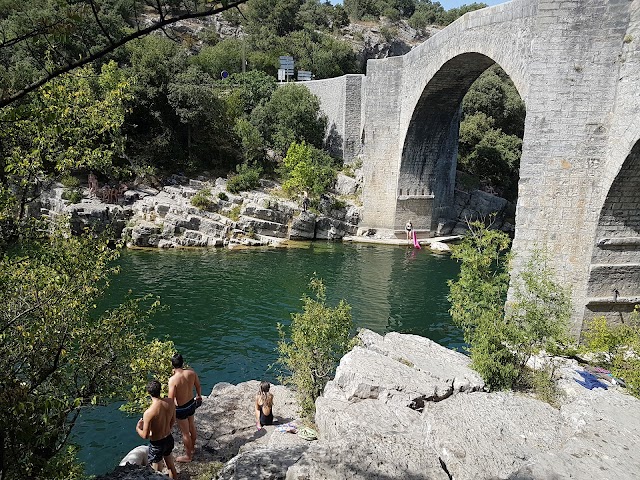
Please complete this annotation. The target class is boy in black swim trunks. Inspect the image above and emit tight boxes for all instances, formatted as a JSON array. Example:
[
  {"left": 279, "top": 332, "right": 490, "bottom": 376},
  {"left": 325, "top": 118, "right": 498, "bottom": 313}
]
[{"left": 136, "top": 380, "right": 177, "bottom": 478}]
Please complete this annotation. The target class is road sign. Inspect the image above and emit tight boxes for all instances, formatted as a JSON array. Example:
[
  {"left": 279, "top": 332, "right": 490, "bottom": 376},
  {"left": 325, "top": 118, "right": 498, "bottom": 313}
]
[
  {"left": 297, "top": 70, "right": 312, "bottom": 81},
  {"left": 279, "top": 56, "right": 294, "bottom": 76}
]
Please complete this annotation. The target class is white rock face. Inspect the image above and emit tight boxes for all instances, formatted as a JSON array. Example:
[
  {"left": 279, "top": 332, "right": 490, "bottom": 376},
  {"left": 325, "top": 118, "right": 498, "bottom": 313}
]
[{"left": 99, "top": 332, "right": 640, "bottom": 480}]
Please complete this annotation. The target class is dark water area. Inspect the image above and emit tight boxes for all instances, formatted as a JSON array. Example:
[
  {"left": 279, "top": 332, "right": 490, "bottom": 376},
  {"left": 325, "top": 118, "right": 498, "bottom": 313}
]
[{"left": 74, "top": 242, "right": 463, "bottom": 475}]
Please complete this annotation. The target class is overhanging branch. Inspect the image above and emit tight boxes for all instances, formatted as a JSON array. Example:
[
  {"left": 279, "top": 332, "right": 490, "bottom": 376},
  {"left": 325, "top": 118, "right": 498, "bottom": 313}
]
[{"left": 0, "top": 0, "right": 248, "bottom": 108}]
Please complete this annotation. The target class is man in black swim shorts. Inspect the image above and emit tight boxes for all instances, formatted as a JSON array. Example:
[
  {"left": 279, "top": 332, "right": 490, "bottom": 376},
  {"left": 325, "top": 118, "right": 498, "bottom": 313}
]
[
  {"left": 168, "top": 353, "right": 202, "bottom": 462},
  {"left": 136, "top": 380, "right": 177, "bottom": 478}
]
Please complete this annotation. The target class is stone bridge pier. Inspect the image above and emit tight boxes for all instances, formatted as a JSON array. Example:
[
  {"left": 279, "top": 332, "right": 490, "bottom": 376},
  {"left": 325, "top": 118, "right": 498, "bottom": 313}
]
[{"left": 305, "top": 0, "right": 640, "bottom": 333}]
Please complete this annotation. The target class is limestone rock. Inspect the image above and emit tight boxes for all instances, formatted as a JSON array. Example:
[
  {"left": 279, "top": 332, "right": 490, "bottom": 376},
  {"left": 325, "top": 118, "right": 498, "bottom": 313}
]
[
  {"left": 335, "top": 173, "right": 359, "bottom": 196},
  {"left": 358, "top": 331, "right": 484, "bottom": 394},
  {"left": 289, "top": 212, "right": 316, "bottom": 240},
  {"left": 429, "top": 241, "right": 451, "bottom": 253},
  {"left": 424, "top": 392, "right": 564, "bottom": 479},
  {"left": 315, "top": 217, "right": 357, "bottom": 240}
]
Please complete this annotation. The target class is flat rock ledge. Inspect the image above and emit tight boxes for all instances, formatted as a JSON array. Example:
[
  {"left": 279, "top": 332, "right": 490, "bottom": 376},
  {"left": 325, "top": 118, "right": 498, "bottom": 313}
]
[{"left": 99, "top": 330, "right": 640, "bottom": 480}]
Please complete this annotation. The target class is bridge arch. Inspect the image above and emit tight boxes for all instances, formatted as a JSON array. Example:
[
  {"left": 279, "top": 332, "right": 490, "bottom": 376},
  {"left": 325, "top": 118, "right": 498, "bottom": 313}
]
[
  {"left": 397, "top": 52, "right": 526, "bottom": 232},
  {"left": 586, "top": 137, "right": 640, "bottom": 323}
]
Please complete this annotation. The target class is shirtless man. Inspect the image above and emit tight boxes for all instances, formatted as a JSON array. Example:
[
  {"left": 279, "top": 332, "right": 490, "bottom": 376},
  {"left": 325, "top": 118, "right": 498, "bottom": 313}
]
[
  {"left": 135, "top": 379, "right": 177, "bottom": 479},
  {"left": 168, "top": 353, "right": 202, "bottom": 462}
]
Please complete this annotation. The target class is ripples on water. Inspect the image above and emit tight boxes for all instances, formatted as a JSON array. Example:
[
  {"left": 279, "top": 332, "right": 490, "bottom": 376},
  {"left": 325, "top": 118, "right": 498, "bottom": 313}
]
[{"left": 75, "top": 242, "right": 462, "bottom": 474}]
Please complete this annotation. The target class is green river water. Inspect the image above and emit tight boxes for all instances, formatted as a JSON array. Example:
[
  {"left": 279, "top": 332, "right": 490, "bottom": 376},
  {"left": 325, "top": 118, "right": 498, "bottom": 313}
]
[{"left": 75, "top": 242, "right": 462, "bottom": 475}]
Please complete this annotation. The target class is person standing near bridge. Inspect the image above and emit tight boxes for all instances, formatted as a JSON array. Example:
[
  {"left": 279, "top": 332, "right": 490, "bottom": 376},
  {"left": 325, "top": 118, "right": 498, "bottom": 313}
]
[{"left": 405, "top": 220, "right": 413, "bottom": 242}]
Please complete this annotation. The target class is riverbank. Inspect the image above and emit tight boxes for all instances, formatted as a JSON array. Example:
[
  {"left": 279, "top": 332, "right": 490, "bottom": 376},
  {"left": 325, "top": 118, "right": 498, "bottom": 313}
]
[
  {"left": 38, "top": 173, "right": 505, "bottom": 253},
  {"left": 99, "top": 329, "right": 640, "bottom": 480}
]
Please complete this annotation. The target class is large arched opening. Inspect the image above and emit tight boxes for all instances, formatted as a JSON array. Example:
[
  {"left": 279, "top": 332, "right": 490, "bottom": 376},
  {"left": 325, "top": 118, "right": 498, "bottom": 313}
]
[
  {"left": 585, "top": 139, "right": 640, "bottom": 324},
  {"left": 398, "top": 53, "right": 525, "bottom": 235}
]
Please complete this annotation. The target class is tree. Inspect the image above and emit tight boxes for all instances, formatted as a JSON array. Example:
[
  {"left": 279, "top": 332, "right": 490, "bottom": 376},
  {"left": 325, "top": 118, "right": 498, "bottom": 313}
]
[
  {"left": 283, "top": 28, "right": 358, "bottom": 79},
  {"left": 0, "top": 0, "right": 249, "bottom": 107},
  {"left": 281, "top": 141, "right": 339, "bottom": 196},
  {"left": 245, "top": 0, "right": 304, "bottom": 36},
  {"left": 277, "top": 277, "right": 354, "bottom": 419},
  {"left": 506, "top": 250, "right": 572, "bottom": 370},
  {"left": 167, "top": 65, "right": 239, "bottom": 169},
  {"left": 458, "top": 65, "right": 525, "bottom": 201},
  {"left": 448, "top": 222, "right": 572, "bottom": 390},
  {"left": 0, "top": 61, "right": 131, "bottom": 221},
  {"left": 0, "top": 225, "right": 173, "bottom": 479},
  {"left": 251, "top": 84, "right": 327, "bottom": 156},
  {"left": 448, "top": 222, "right": 514, "bottom": 390}
]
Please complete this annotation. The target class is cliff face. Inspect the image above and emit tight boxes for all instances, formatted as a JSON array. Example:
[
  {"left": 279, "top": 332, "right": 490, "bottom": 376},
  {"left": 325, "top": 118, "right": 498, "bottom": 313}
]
[{"left": 103, "top": 330, "right": 640, "bottom": 480}]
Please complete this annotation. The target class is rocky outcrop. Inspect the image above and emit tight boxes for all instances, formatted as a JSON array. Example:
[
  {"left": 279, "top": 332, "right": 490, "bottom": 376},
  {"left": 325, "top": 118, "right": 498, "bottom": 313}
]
[
  {"left": 40, "top": 177, "right": 363, "bottom": 248},
  {"left": 286, "top": 330, "right": 640, "bottom": 480},
  {"left": 97, "top": 330, "right": 640, "bottom": 480}
]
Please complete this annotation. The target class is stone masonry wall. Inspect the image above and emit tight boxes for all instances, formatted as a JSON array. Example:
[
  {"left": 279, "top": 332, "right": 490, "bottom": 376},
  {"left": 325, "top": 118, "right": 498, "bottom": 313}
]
[{"left": 303, "top": 75, "right": 364, "bottom": 163}]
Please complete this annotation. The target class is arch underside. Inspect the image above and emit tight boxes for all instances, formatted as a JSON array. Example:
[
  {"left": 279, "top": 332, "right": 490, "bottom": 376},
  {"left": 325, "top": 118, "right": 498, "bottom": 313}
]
[
  {"left": 586, "top": 140, "right": 640, "bottom": 324},
  {"left": 397, "top": 53, "right": 498, "bottom": 232}
]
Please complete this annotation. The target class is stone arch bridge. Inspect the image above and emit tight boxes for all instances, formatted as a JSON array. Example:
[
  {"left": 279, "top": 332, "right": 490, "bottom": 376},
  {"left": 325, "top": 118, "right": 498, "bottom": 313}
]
[{"left": 304, "top": 0, "right": 640, "bottom": 333}]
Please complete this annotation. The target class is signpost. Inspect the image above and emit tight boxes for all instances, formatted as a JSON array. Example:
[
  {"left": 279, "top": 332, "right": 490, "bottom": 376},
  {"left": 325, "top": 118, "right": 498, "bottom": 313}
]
[
  {"left": 297, "top": 70, "right": 312, "bottom": 81},
  {"left": 278, "top": 56, "right": 294, "bottom": 82}
]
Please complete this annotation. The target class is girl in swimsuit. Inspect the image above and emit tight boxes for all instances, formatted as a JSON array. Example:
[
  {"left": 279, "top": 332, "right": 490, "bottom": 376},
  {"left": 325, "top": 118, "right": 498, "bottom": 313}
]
[{"left": 255, "top": 381, "right": 274, "bottom": 430}]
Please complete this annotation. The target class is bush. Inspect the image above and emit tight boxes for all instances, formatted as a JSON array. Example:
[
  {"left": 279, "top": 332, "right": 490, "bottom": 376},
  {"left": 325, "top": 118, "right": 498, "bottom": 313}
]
[
  {"left": 191, "top": 188, "right": 212, "bottom": 209},
  {"left": 60, "top": 174, "right": 81, "bottom": 188},
  {"left": 227, "top": 162, "right": 262, "bottom": 194},
  {"left": 448, "top": 222, "right": 571, "bottom": 390},
  {"left": 277, "top": 277, "right": 355, "bottom": 420},
  {"left": 251, "top": 84, "right": 327, "bottom": 156},
  {"left": 581, "top": 309, "right": 640, "bottom": 398},
  {"left": 228, "top": 205, "right": 241, "bottom": 221},
  {"left": 62, "top": 188, "right": 83, "bottom": 204},
  {"left": 281, "top": 142, "right": 338, "bottom": 197},
  {"left": 217, "top": 192, "right": 228, "bottom": 201}
]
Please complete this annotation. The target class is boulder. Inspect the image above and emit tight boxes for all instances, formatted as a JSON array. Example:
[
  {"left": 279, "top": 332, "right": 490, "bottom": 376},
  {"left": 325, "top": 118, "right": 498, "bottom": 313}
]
[
  {"left": 289, "top": 212, "right": 316, "bottom": 240},
  {"left": 335, "top": 173, "right": 358, "bottom": 196},
  {"left": 429, "top": 241, "right": 451, "bottom": 253},
  {"left": 315, "top": 217, "right": 357, "bottom": 240}
]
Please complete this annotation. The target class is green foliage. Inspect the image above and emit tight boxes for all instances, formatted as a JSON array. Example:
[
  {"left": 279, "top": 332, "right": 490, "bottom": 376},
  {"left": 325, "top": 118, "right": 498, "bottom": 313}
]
[
  {"left": 281, "top": 142, "right": 338, "bottom": 196},
  {"left": 222, "top": 71, "right": 277, "bottom": 116},
  {"left": 380, "top": 25, "right": 398, "bottom": 41},
  {"left": 228, "top": 205, "right": 242, "bottom": 221},
  {"left": 0, "top": 223, "right": 169, "bottom": 478},
  {"left": 246, "top": 0, "right": 304, "bottom": 36},
  {"left": 277, "top": 277, "right": 354, "bottom": 419},
  {"left": 251, "top": 84, "right": 327, "bottom": 155},
  {"left": 0, "top": 61, "right": 131, "bottom": 220},
  {"left": 235, "top": 118, "right": 266, "bottom": 165},
  {"left": 458, "top": 66, "right": 525, "bottom": 201},
  {"left": 448, "top": 223, "right": 571, "bottom": 391},
  {"left": 524, "top": 360, "right": 564, "bottom": 407},
  {"left": 218, "top": 192, "right": 229, "bottom": 201},
  {"left": 121, "top": 338, "right": 177, "bottom": 414},
  {"left": 581, "top": 310, "right": 640, "bottom": 398},
  {"left": 192, "top": 39, "right": 245, "bottom": 78},
  {"left": 193, "top": 461, "right": 226, "bottom": 480},
  {"left": 227, "top": 162, "right": 262, "bottom": 193},
  {"left": 506, "top": 250, "right": 572, "bottom": 370},
  {"left": 60, "top": 175, "right": 81, "bottom": 188},
  {"left": 283, "top": 28, "right": 358, "bottom": 79},
  {"left": 191, "top": 188, "right": 213, "bottom": 209},
  {"left": 62, "top": 189, "right": 83, "bottom": 204}
]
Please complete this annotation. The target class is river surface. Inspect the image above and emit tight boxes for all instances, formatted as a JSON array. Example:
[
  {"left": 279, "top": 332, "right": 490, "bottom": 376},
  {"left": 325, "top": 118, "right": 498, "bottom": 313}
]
[{"left": 74, "top": 242, "right": 462, "bottom": 475}]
